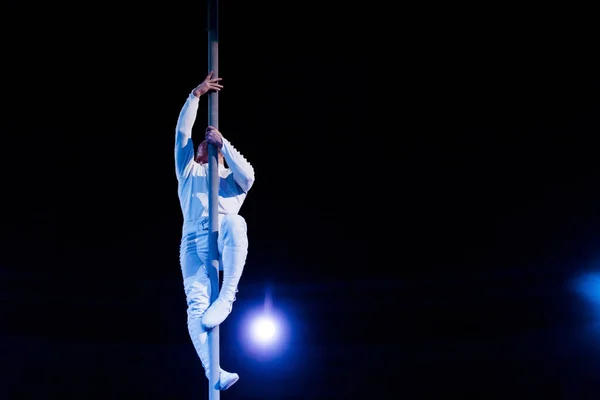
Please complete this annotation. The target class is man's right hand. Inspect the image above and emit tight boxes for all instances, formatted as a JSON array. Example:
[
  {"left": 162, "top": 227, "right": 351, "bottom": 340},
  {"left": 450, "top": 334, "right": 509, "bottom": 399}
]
[{"left": 192, "top": 71, "right": 223, "bottom": 97}]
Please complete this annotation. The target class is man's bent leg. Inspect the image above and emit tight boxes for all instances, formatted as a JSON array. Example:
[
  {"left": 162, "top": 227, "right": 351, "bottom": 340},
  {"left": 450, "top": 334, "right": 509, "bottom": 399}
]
[
  {"left": 185, "top": 267, "right": 239, "bottom": 390},
  {"left": 202, "top": 214, "right": 248, "bottom": 329}
]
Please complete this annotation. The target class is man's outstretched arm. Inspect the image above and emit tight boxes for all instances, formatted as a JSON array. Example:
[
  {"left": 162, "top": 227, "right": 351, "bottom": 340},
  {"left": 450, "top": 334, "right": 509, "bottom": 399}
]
[
  {"left": 174, "top": 71, "right": 223, "bottom": 179},
  {"left": 174, "top": 93, "right": 199, "bottom": 179}
]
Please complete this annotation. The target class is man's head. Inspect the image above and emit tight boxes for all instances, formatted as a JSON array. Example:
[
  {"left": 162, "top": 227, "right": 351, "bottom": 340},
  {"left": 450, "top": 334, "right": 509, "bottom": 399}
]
[{"left": 195, "top": 140, "right": 224, "bottom": 165}]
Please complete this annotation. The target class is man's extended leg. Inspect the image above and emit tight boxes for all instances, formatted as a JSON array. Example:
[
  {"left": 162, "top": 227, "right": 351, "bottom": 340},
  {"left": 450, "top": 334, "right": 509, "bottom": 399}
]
[
  {"left": 202, "top": 214, "right": 248, "bottom": 329},
  {"left": 185, "top": 267, "right": 239, "bottom": 390}
]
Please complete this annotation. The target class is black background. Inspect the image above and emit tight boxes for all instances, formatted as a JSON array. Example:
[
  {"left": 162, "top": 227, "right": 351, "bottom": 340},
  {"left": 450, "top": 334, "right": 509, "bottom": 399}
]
[{"left": 2, "top": 2, "right": 600, "bottom": 399}]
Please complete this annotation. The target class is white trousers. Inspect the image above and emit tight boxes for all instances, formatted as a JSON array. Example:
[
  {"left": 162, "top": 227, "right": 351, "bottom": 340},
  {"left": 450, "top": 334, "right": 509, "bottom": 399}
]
[
  {"left": 179, "top": 214, "right": 248, "bottom": 378},
  {"left": 180, "top": 214, "right": 248, "bottom": 320}
]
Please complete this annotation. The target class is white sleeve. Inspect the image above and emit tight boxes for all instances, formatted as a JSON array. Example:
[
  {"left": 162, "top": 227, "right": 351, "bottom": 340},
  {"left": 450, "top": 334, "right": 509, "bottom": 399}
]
[
  {"left": 174, "top": 93, "right": 199, "bottom": 179},
  {"left": 221, "top": 138, "right": 255, "bottom": 193}
]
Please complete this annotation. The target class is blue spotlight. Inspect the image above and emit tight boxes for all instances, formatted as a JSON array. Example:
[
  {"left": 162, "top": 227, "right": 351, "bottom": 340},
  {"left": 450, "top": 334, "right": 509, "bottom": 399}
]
[
  {"left": 239, "top": 291, "right": 290, "bottom": 359},
  {"left": 250, "top": 315, "right": 279, "bottom": 345}
]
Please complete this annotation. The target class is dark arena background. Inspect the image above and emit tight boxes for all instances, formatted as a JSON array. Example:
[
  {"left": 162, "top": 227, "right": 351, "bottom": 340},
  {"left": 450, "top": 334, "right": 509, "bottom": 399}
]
[{"left": 2, "top": 2, "right": 600, "bottom": 399}]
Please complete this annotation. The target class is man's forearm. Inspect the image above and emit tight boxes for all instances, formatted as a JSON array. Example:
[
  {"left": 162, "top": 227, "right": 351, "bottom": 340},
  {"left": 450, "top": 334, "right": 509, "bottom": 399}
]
[{"left": 221, "top": 138, "right": 255, "bottom": 192}]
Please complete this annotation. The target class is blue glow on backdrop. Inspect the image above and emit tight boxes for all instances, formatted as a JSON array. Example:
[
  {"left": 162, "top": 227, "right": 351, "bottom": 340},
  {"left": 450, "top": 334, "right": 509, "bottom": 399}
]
[{"left": 572, "top": 270, "right": 600, "bottom": 309}]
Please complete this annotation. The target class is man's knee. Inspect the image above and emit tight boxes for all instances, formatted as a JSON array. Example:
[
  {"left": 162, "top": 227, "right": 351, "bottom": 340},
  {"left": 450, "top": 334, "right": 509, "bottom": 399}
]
[{"left": 220, "top": 214, "right": 248, "bottom": 246}]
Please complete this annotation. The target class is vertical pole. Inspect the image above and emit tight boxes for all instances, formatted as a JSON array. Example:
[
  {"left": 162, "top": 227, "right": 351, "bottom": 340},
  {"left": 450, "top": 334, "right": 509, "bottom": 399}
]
[{"left": 207, "top": 0, "right": 220, "bottom": 398}]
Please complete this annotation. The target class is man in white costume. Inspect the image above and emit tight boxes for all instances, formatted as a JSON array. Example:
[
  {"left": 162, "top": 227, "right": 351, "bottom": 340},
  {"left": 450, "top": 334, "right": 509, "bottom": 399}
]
[{"left": 174, "top": 71, "right": 255, "bottom": 390}]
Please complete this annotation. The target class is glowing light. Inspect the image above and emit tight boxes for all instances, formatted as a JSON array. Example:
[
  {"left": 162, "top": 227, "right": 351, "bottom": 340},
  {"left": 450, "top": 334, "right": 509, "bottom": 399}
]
[
  {"left": 250, "top": 315, "right": 278, "bottom": 344},
  {"left": 238, "top": 290, "right": 292, "bottom": 360}
]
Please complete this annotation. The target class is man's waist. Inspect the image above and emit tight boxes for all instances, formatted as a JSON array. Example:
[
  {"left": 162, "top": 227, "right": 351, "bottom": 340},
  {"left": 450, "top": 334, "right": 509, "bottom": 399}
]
[{"left": 182, "top": 214, "right": 228, "bottom": 231}]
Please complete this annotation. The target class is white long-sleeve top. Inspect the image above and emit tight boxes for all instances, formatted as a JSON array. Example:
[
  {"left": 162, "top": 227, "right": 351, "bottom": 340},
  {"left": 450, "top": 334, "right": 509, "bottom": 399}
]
[{"left": 175, "top": 92, "right": 255, "bottom": 230}]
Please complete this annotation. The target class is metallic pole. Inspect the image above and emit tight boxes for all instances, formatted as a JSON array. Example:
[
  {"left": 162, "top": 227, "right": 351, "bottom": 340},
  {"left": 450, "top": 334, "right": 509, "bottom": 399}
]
[{"left": 206, "top": 0, "right": 220, "bottom": 398}]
